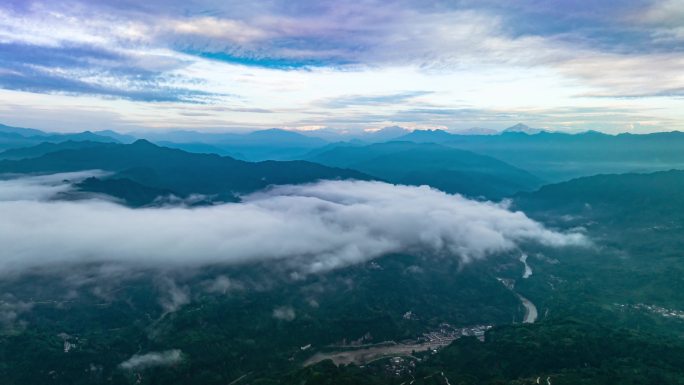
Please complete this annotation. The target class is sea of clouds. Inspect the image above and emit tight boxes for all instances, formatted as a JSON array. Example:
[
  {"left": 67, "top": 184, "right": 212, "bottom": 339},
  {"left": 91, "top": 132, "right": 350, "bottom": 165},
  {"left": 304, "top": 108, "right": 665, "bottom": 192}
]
[{"left": 0, "top": 172, "right": 586, "bottom": 275}]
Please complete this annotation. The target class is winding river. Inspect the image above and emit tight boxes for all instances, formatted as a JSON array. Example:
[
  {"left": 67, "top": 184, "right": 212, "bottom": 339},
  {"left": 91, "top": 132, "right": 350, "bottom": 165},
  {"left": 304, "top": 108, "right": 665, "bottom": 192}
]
[
  {"left": 517, "top": 253, "right": 538, "bottom": 323},
  {"left": 305, "top": 256, "right": 540, "bottom": 368},
  {"left": 517, "top": 293, "right": 538, "bottom": 323}
]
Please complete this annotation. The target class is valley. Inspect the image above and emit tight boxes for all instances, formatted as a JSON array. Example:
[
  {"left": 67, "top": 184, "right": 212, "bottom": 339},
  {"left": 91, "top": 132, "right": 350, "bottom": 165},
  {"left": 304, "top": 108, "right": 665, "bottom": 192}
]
[
  {"left": 3, "top": 124, "right": 684, "bottom": 384},
  {"left": 4, "top": 1, "right": 684, "bottom": 383}
]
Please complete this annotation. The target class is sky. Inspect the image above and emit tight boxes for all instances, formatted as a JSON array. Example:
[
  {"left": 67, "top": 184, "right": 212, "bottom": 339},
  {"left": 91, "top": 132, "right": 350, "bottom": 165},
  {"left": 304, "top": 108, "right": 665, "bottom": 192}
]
[{"left": 0, "top": 0, "right": 683, "bottom": 134}]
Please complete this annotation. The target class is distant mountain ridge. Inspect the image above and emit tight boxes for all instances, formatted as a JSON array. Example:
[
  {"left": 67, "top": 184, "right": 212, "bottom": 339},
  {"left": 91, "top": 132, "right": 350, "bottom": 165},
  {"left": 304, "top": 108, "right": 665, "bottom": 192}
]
[
  {"left": 441, "top": 130, "right": 684, "bottom": 181},
  {"left": 0, "top": 140, "right": 372, "bottom": 204},
  {"left": 139, "top": 128, "right": 327, "bottom": 161},
  {"left": 502, "top": 123, "right": 546, "bottom": 134},
  {"left": 0, "top": 123, "right": 48, "bottom": 137},
  {"left": 0, "top": 124, "right": 122, "bottom": 151},
  {"left": 307, "top": 141, "right": 543, "bottom": 199},
  {"left": 6, "top": 122, "right": 684, "bottom": 184},
  {"left": 452, "top": 127, "right": 499, "bottom": 136},
  {"left": 0, "top": 140, "right": 115, "bottom": 160},
  {"left": 396, "top": 128, "right": 456, "bottom": 143},
  {"left": 300, "top": 126, "right": 412, "bottom": 143}
]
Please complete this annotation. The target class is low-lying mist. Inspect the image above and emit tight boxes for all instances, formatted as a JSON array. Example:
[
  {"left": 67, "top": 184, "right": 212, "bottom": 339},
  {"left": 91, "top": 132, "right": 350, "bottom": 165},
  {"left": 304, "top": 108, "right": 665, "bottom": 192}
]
[{"left": 0, "top": 172, "right": 586, "bottom": 275}]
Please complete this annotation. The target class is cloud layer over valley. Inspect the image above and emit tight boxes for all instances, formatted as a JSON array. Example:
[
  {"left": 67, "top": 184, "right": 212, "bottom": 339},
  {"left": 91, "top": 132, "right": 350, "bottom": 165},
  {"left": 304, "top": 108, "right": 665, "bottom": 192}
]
[{"left": 0, "top": 173, "right": 586, "bottom": 274}]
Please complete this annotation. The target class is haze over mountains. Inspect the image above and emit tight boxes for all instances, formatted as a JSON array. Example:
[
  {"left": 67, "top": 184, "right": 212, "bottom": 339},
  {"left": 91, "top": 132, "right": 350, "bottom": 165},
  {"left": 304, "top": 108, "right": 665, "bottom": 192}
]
[
  {"left": 4, "top": 120, "right": 684, "bottom": 384},
  {"left": 6, "top": 121, "right": 684, "bottom": 183},
  {"left": 306, "top": 141, "right": 543, "bottom": 199},
  {"left": 0, "top": 124, "right": 121, "bottom": 151},
  {"left": 5, "top": 0, "right": 684, "bottom": 382}
]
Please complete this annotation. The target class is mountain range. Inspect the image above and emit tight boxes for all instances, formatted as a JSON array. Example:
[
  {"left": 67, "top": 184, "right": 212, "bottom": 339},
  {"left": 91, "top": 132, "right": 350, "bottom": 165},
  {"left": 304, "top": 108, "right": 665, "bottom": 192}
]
[
  {"left": 4, "top": 121, "right": 684, "bottom": 384},
  {"left": 307, "top": 141, "right": 543, "bottom": 199},
  {"left": 7, "top": 121, "right": 684, "bottom": 196},
  {"left": 0, "top": 139, "right": 371, "bottom": 205}
]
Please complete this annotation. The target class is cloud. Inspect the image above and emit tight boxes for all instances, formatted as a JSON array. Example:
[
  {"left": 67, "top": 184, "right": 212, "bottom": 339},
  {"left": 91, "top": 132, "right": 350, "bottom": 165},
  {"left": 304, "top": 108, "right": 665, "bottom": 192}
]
[
  {"left": 0, "top": 173, "right": 586, "bottom": 275},
  {"left": 119, "top": 350, "right": 183, "bottom": 371},
  {"left": 0, "top": 170, "right": 108, "bottom": 201},
  {"left": 639, "top": 0, "right": 684, "bottom": 29},
  {"left": 203, "top": 275, "right": 242, "bottom": 294},
  {"left": 0, "top": 295, "right": 33, "bottom": 329},
  {"left": 169, "top": 17, "right": 270, "bottom": 45},
  {"left": 559, "top": 52, "right": 684, "bottom": 98},
  {"left": 272, "top": 306, "right": 296, "bottom": 321},
  {"left": 0, "top": 6, "right": 220, "bottom": 102},
  {"left": 2, "top": 1, "right": 684, "bottom": 132},
  {"left": 316, "top": 91, "right": 432, "bottom": 109},
  {"left": 157, "top": 277, "right": 190, "bottom": 314},
  {"left": 0, "top": 42, "right": 219, "bottom": 102}
]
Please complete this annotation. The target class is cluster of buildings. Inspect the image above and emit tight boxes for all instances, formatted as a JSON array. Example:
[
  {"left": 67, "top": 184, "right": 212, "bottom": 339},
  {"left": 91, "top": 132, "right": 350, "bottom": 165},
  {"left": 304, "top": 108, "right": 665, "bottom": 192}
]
[
  {"left": 383, "top": 356, "right": 417, "bottom": 378},
  {"left": 58, "top": 332, "right": 78, "bottom": 353},
  {"left": 420, "top": 323, "right": 492, "bottom": 344},
  {"left": 629, "top": 303, "right": 684, "bottom": 320}
]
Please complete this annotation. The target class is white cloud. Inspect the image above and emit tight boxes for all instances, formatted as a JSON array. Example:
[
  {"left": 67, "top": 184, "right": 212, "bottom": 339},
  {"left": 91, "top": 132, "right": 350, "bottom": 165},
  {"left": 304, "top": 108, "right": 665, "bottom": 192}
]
[
  {"left": 272, "top": 306, "right": 296, "bottom": 321},
  {"left": 168, "top": 16, "right": 269, "bottom": 45},
  {"left": 0, "top": 295, "right": 33, "bottom": 329},
  {"left": 559, "top": 52, "right": 684, "bottom": 97},
  {"left": 157, "top": 277, "right": 190, "bottom": 314},
  {"left": 2, "top": 1, "right": 684, "bottom": 133},
  {"left": 0, "top": 170, "right": 107, "bottom": 201},
  {"left": 119, "top": 350, "right": 183, "bottom": 371},
  {"left": 0, "top": 173, "right": 585, "bottom": 275},
  {"left": 203, "top": 275, "right": 242, "bottom": 294},
  {"left": 640, "top": 0, "right": 684, "bottom": 28}
]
